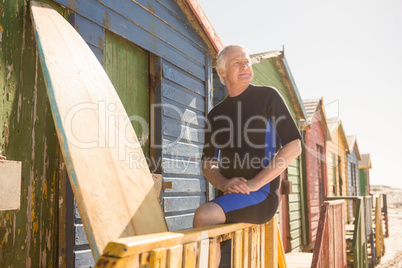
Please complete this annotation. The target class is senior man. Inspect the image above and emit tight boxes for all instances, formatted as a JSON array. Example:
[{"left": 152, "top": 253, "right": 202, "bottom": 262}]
[{"left": 193, "top": 45, "right": 302, "bottom": 263}]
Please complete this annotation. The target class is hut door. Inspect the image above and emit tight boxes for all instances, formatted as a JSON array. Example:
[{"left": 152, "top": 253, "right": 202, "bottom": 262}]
[
  {"left": 279, "top": 170, "right": 290, "bottom": 252},
  {"left": 105, "top": 30, "right": 150, "bottom": 158},
  {"left": 317, "top": 145, "right": 326, "bottom": 206}
]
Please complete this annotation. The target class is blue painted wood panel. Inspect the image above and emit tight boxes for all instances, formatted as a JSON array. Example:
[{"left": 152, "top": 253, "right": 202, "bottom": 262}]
[
  {"left": 163, "top": 176, "right": 206, "bottom": 193},
  {"left": 164, "top": 195, "right": 206, "bottom": 213},
  {"left": 162, "top": 79, "right": 205, "bottom": 112},
  {"left": 134, "top": 0, "right": 206, "bottom": 48},
  {"left": 165, "top": 213, "right": 194, "bottom": 231},
  {"left": 163, "top": 137, "right": 202, "bottom": 159},
  {"left": 162, "top": 62, "right": 205, "bottom": 96},
  {"left": 163, "top": 117, "right": 204, "bottom": 144},
  {"left": 100, "top": 0, "right": 206, "bottom": 63},
  {"left": 162, "top": 157, "right": 201, "bottom": 176},
  {"left": 162, "top": 98, "right": 205, "bottom": 128},
  {"left": 54, "top": 0, "right": 206, "bottom": 80},
  {"left": 74, "top": 14, "right": 104, "bottom": 50}
]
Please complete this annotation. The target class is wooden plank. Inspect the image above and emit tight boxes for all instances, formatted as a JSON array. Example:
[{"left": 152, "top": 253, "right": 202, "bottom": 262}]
[
  {"left": 163, "top": 117, "right": 204, "bottom": 143},
  {"left": 30, "top": 2, "right": 167, "bottom": 260},
  {"left": 150, "top": 248, "right": 167, "bottom": 268},
  {"left": 265, "top": 219, "right": 278, "bottom": 268},
  {"left": 162, "top": 177, "right": 205, "bottom": 193},
  {"left": 161, "top": 79, "right": 205, "bottom": 112},
  {"left": 243, "top": 227, "right": 250, "bottom": 268},
  {"left": 163, "top": 196, "right": 205, "bottom": 213},
  {"left": 162, "top": 157, "right": 201, "bottom": 175},
  {"left": 162, "top": 98, "right": 205, "bottom": 128},
  {"left": 208, "top": 238, "right": 218, "bottom": 268},
  {"left": 197, "top": 239, "right": 209, "bottom": 268},
  {"left": 163, "top": 138, "right": 203, "bottom": 159},
  {"left": 162, "top": 61, "right": 205, "bottom": 96},
  {"left": 183, "top": 242, "right": 197, "bottom": 267},
  {"left": 167, "top": 245, "right": 183, "bottom": 268},
  {"left": 277, "top": 226, "right": 287, "bottom": 268},
  {"left": 165, "top": 214, "right": 194, "bottom": 231}
]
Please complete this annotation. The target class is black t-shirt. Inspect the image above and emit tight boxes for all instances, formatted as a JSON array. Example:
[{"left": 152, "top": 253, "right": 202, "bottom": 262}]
[{"left": 202, "top": 84, "right": 302, "bottom": 193}]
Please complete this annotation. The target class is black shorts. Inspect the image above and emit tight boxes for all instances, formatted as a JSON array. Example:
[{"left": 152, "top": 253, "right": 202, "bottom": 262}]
[{"left": 211, "top": 183, "right": 279, "bottom": 224}]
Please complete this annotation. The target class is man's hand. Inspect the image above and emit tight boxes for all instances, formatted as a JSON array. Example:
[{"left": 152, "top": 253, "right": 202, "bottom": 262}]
[{"left": 223, "top": 177, "right": 251, "bottom": 195}]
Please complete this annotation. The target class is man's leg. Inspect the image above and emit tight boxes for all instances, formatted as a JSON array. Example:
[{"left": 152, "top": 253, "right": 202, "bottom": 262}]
[
  {"left": 193, "top": 202, "right": 226, "bottom": 267},
  {"left": 193, "top": 202, "right": 225, "bottom": 227}
]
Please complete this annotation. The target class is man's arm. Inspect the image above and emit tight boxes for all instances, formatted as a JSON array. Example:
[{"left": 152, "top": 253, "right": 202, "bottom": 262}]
[
  {"left": 202, "top": 139, "right": 301, "bottom": 195},
  {"left": 246, "top": 139, "right": 302, "bottom": 192},
  {"left": 202, "top": 161, "right": 251, "bottom": 195}
]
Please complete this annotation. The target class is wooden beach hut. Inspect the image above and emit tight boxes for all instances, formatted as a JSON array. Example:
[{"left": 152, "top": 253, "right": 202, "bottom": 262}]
[
  {"left": 359, "top": 154, "right": 372, "bottom": 196},
  {"left": 0, "top": 0, "right": 222, "bottom": 266},
  {"left": 326, "top": 119, "right": 350, "bottom": 198},
  {"left": 250, "top": 51, "right": 308, "bottom": 253},
  {"left": 346, "top": 135, "right": 362, "bottom": 222},
  {"left": 326, "top": 118, "right": 350, "bottom": 222},
  {"left": 300, "top": 98, "right": 331, "bottom": 250}
]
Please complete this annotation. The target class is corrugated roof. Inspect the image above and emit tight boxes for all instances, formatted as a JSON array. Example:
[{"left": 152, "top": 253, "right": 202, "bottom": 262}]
[
  {"left": 359, "top": 154, "right": 372, "bottom": 169},
  {"left": 303, "top": 98, "right": 321, "bottom": 123},
  {"left": 302, "top": 98, "right": 332, "bottom": 141},
  {"left": 347, "top": 135, "right": 362, "bottom": 160},
  {"left": 327, "top": 118, "right": 349, "bottom": 153}
]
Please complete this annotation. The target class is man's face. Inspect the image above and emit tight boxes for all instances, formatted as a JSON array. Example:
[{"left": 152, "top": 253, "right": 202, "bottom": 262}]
[{"left": 220, "top": 47, "right": 253, "bottom": 89}]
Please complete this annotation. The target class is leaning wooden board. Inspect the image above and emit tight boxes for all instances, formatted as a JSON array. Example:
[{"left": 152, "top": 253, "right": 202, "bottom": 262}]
[{"left": 30, "top": 1, "right": 167, "bottom": 260}]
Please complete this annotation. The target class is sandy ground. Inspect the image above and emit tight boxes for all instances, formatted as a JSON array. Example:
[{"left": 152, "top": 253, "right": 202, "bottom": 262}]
[{"left": 371, "top": 185, "right": 402, "bottom": 268}]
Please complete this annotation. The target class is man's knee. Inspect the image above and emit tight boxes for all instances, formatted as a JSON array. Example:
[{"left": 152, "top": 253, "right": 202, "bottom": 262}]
[{"left": 193, "top": 202, "right": 225, "bottom": 228}]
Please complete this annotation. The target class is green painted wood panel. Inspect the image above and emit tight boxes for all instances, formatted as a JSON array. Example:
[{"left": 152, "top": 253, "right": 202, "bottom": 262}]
[
  {"left": 0, "top": 1, "right": 70, "bottom": 267},
  {"left": 104, "top": 30, "right": 150, "bottom": 158},
  {"left": 359, "top": 169, "right": 368, "bottom": 196},
  {"left": 252, "top": 60, "right": 297, "bottom": 119}
]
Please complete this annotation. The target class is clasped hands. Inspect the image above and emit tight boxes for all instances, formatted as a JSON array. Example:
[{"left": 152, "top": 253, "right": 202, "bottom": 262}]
[{"left": 222, "top": 177, "right": 260, "bottom": 195}]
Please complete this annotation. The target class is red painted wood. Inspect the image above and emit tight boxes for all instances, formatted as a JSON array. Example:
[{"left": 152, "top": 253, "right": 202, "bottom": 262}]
[
  {"left": 311, "top": 200, "right": 346, "bottom": 268},
  {"left": 185, "top": 0, "right": 223, "bottom": 52},
  {"left": 305, "top": 108, "right": 328, "bottom": 245}
]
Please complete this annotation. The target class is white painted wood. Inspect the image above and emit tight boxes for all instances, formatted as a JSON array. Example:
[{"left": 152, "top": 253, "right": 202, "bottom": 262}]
[{"left": 0, "top": 160, "right": 22, "bottom": 211}]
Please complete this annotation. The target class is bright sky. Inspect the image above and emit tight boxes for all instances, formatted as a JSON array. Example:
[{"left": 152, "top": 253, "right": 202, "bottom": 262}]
[{"left": 198, "top": 0, "right": 402, "bottom": 188}]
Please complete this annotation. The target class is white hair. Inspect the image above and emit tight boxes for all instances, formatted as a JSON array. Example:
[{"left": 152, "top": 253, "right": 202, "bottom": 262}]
[{"left": 216, "top": 44, "right": 249, "bottom": 85}]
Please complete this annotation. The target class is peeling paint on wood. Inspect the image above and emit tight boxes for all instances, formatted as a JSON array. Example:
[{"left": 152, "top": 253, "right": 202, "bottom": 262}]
[{"left": 0, "top": 1, "right": 68, "bottom": 267}]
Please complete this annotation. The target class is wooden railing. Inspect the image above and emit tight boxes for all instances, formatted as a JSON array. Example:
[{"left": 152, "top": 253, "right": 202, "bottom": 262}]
[
  {"left": 374, "top": 195, "right": 385, "bottom": 264},
  {"left": 95, "top": 217, "right": 287, "bottom": 267},
  {"left": 326, "top": 196, "right": 383, "bottom": 268},
  {"left": 311, "top": 200, "right": 346, "bottom": 268}
]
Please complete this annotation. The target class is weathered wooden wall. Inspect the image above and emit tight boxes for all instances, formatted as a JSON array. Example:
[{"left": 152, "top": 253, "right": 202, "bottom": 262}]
[
  {"left": 1, "top": 0, "right": 214, "bottom": 266},
  {"left": 303, "top": 109, "right": 327, "bottom": 247},
  {"left": 251, "top": 54, "right": 305, "bottom": 252},
  {"left": 0, "top": 1, "right": 70, "bottom": 267}
]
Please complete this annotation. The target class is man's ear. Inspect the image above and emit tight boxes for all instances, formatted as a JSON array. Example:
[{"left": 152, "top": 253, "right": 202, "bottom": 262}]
[{"left": 219, "top": 68, "right": 226, "bottom": 78}]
